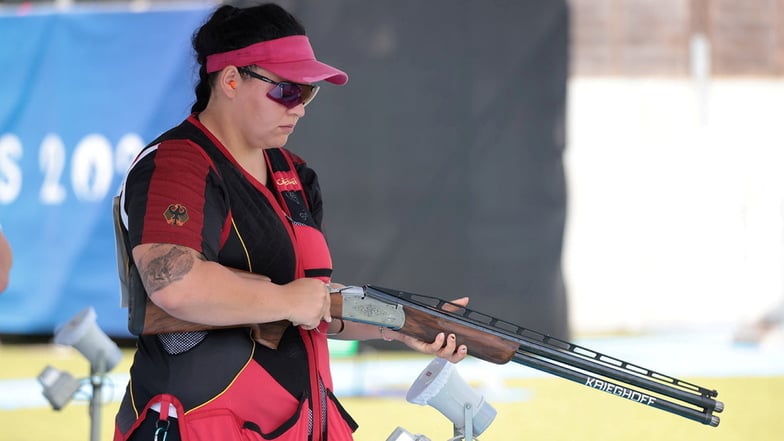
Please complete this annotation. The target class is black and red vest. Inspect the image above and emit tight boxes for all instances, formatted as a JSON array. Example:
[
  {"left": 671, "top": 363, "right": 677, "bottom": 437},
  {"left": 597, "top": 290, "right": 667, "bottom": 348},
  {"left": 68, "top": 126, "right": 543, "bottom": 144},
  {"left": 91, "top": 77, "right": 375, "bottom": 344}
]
[{"left": 114, "top": 115, "right": 357, "bottom": 441}]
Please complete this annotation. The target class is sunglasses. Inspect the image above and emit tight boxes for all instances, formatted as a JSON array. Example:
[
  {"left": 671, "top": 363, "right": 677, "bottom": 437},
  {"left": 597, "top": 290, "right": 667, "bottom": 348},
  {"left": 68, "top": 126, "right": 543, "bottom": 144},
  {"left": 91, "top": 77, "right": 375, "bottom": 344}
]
[{"left": 238, "top": 67, "right": 319, "bottom": 108}]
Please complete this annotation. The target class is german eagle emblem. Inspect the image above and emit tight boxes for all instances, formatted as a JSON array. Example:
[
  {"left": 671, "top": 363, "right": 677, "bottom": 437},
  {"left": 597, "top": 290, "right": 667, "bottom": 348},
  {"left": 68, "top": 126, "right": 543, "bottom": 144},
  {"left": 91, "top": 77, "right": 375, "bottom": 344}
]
[{"left": 164, "top": 203, "right": 189, "bottom": 226}]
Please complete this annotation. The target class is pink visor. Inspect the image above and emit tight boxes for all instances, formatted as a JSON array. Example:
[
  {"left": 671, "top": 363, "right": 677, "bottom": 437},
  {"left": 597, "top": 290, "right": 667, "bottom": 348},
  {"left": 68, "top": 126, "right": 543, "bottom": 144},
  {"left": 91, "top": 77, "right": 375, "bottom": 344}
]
[{"left": 205, "top": 35, "right": 348, "bottom": 85}]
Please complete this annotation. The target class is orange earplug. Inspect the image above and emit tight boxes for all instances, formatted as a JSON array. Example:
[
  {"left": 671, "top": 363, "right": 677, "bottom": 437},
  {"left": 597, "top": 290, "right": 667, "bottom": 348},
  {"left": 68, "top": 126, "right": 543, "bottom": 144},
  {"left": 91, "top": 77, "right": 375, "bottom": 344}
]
[{"left": 229, "top": 80, "right": 236, "bottom": 89}]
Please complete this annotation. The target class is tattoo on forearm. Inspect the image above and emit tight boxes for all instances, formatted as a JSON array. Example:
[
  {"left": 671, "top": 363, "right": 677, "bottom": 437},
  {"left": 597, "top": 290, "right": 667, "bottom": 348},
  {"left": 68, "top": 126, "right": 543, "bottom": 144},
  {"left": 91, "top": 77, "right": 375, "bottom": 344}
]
[{"left": 142, "top": 246, "right": 197, "bottom": 293}]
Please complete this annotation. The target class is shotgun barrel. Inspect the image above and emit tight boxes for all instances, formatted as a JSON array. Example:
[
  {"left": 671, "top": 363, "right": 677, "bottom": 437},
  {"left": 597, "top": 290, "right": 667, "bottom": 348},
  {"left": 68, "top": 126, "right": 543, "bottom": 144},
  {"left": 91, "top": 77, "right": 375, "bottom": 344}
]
[{"left": 362, "top": 285, "right": 723, "bottom": 427}]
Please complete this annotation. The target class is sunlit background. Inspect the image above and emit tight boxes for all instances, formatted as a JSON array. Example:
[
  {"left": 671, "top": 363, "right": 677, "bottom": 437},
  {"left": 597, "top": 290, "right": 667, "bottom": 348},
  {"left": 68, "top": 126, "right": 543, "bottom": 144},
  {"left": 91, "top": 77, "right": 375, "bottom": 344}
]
[{"left": 1, "top": 1, "right": 783, "bottom": 440}]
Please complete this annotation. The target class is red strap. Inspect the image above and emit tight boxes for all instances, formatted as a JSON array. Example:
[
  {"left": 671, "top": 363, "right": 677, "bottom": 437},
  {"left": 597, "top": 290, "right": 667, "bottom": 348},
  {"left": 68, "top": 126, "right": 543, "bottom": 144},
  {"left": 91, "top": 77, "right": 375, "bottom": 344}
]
[{"left": 158, "top": 395, "right": 173, "bottom": 421}]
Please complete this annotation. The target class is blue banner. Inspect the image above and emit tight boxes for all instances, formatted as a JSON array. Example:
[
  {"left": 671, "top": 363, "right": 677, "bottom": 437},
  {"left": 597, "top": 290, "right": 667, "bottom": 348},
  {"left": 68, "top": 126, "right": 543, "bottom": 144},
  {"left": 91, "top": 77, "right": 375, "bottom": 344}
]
[{"left": 0, "top": 4, "right": 213, "bottom": 336}]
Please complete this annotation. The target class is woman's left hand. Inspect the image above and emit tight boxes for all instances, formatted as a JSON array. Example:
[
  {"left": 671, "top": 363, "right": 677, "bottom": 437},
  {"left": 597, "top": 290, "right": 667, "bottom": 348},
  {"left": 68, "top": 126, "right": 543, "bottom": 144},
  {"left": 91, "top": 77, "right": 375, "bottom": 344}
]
[
  {"left": 395, "top": 331, "right": 468, "bottom": 363},
  {"left": 384, "top": 296, "right": 470, "bottom": 364}
]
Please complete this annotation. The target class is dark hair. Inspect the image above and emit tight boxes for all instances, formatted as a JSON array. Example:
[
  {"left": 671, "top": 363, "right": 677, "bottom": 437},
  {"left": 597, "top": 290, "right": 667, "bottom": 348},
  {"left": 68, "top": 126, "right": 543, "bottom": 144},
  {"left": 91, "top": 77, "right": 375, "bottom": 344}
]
[{"left": 190, "top": 3, "right": 306, "bottom": 113}]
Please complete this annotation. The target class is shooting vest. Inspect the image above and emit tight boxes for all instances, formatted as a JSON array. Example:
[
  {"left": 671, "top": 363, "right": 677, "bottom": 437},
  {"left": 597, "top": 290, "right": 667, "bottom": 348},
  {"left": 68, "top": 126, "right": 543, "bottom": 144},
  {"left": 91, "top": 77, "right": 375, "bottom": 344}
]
[{"left": 114, "top": 116, "right": 357, "bottom": 441}]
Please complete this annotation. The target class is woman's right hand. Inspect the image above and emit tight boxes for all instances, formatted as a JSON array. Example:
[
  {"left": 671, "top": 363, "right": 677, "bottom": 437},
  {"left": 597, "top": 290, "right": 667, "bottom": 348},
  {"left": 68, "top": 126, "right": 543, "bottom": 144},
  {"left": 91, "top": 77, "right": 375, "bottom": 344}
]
[{"left": 284, "top": 278, "right": 332, "bottom": 330}]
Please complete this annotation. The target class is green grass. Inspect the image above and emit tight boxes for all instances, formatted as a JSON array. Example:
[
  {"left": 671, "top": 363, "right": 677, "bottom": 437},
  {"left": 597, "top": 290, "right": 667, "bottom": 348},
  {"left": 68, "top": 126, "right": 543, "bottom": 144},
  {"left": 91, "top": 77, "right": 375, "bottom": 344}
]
[
  {"left": 347, "top": 376, "right": 780, "bottom": 441},
  {"left": 0, "top": 344, "right": 779, "bottom": 440}
]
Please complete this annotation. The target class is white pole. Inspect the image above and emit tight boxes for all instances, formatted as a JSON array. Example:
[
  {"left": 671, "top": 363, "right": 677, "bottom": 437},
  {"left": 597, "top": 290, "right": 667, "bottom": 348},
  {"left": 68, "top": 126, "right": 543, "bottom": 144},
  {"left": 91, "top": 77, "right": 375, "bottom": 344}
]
[{"left": 89, "top": 352, "right": 105, "bottom": 441}]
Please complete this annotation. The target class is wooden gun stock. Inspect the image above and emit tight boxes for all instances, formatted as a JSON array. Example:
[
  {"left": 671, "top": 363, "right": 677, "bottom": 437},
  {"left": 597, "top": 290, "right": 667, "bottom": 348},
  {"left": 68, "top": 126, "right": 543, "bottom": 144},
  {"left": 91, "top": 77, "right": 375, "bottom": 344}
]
[
  {"left": 137, "top": 291, "right": 343, "bottom": 349},
  {"left": 137, "top": 297, "right": 292, "bottom": 349},
  {"left": 135, "top": 288, "right": 519, "bottom": 363}
]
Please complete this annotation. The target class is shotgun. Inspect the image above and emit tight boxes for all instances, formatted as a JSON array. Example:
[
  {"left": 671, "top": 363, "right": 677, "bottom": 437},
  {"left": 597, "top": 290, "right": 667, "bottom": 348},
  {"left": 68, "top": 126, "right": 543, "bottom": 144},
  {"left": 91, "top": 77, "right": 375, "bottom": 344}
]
[
  {"left": 114, "top": 198, "right": 723, "bottom": 426},
  {"left": 129, "top": 284, "right": 723, "bottom": 427}
]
